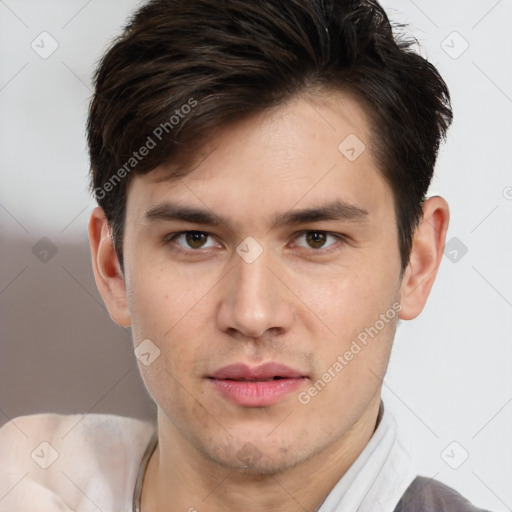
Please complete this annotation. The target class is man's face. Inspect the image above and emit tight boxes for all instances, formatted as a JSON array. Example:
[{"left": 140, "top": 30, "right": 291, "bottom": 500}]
[{"left": 122, "top": 92, "right": 404, "bottom": 472}]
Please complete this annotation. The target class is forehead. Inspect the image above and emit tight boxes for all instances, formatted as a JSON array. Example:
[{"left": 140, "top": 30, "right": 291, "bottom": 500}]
[{"left": 126, "top": 91, "right": 393, "bottom": 228}]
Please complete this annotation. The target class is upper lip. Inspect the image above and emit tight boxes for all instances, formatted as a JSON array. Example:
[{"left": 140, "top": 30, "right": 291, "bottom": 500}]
[{"left": 210, "top": 362, "right": 305, "bottom": 380}]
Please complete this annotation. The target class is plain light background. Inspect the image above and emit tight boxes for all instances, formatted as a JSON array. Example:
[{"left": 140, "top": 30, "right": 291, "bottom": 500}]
[{"left": 0, "top": 0, "right": 511, "bottom": 510}]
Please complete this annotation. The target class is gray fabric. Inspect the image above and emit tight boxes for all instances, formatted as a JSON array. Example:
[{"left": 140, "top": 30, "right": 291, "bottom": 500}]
[{"left": 393, "top": 476, "right": 493, "bottom": 512}]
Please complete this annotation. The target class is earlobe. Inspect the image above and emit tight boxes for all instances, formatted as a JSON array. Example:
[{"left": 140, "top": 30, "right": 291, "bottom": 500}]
[
  {"left": 88, "top": 207, "right": 131, "bottom": 327},
  {"left": 399, "top": 196, "right": 450, "bottom": 320}
]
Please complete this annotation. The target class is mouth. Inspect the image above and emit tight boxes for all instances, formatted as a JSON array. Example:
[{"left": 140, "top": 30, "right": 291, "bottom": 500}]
[{"left": 208, "top": 362, "right": 308, "bottom": 407}]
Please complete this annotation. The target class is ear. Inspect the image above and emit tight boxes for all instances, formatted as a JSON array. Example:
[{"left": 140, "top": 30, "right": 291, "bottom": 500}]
[
  {"left": 399, "top": 196, "right": 450, "bottom": 320},
  {"left": 88, "top": 207, "right": 131, "bottom": 327}
]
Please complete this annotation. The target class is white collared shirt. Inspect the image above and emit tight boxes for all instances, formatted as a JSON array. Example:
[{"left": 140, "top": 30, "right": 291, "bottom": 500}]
[
  {"left": 0, "top": 404, "right": 417, "bottom": 511},
  {"left": 317, "top": 405, "right": 417, "bottom": 511}
]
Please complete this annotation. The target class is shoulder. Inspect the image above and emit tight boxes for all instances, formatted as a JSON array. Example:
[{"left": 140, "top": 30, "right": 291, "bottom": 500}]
[
  {"left": 0, "top": 411, "right": 153, "bottom": 440},
  {"left": 393, "top": 476, "right": 493, "bottom": 512},
  {"left": 0, "top": 413, "right": 155, "bottom": 511},
  {"left": 0, "top": 412, "right": 154, "bottom": 468}
]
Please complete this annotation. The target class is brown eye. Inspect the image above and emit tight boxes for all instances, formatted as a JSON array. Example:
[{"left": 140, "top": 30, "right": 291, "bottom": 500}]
[
  {"left": 165, "top": 231, "right": 219, "bottom": 253},
  {"left": 185, "top": 231, "right": 208, "bottom": 249},
  {"left": 294, "top": 231, "right": 340, "bottom": 251},
  {"left": 305, "top": 231, "right": 328, "bottom": 249}
]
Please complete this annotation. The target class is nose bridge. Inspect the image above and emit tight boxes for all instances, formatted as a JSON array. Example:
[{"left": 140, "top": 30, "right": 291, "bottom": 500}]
[
  {"left": 237, "top": 250, "right": 273, "bottom": 302},
  {"left": 217, "top": 247, "right": 293, "bottom": 338}
]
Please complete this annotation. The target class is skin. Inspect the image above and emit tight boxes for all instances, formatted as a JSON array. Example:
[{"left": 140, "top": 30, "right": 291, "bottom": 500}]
[{"left": 89, "top": 92, "right": 449, "bottom": 512}]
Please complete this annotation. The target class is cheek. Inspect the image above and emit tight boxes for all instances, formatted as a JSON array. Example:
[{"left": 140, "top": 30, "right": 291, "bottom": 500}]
[
  {"left": 125, "top": 265, "right": 212, "bottom": 411},
  {"left": 301, "top": 277, "right": 399, "bottom": 416},
  {"left": 296, "top": 261, "right": 400, "bottom": 339},
  {"left": 125, "top": 254, "right": 225, "bottom": 375},
  {"left": 291, "top": 250, "right": 401, "bottom": 408},
  {"left": 125, "top": 254, "right": 214, "bottom": 340}
]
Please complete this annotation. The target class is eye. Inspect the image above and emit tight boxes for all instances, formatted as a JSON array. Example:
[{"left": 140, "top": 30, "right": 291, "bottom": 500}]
[
  {"left": 293, "top": 231, "right": 340, "bottom": 250},
  {"left": 170, "top": 231, "right": 218, "bottom": 250}
]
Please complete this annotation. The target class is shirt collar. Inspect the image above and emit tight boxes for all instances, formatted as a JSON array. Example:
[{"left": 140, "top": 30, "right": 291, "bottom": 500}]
[
  {"left": 317, "top": 402, "right": 417, "bottom": 512},
  {"left": 133, "top": 402, "right": 417, "bottom": 512}
]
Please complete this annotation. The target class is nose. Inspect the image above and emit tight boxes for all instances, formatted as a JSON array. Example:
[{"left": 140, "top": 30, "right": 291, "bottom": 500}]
[{"left": 216, "top": 249, "right": 294, "bottom": 339}]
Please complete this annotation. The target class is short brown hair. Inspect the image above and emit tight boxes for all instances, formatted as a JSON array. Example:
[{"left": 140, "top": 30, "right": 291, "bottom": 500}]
[{"left": 88, "top": 0, "right": 452, "bottom": 269}]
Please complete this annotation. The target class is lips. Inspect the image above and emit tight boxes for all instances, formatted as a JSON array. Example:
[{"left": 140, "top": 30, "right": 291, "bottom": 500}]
[
  {"left": 209, "top": 362, "right": 307, "bottom": 407},
  {"left": 211, "top": 362, "right": 304, "bottom": 380}
]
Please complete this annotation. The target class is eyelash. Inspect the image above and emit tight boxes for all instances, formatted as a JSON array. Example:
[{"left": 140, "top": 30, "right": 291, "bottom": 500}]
[{"left": 162, "top": 230, "right": 347, "bottom": 256}]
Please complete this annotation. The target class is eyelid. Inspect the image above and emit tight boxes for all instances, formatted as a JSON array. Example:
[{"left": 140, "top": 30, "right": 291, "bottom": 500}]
[
  {"left": 164, "top": 230, "right": 221, "bottom": 251},
  {"left": 290, "top": 230, "right": 346, "bottom": 251},
  {"left": 162, "top": 229, "right": 347, "bottom": 254}
]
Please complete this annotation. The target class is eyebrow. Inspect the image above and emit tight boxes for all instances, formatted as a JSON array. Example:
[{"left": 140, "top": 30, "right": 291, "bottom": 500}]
[{"left": 143, "top": 199, "right": 369, "bottom": 231}]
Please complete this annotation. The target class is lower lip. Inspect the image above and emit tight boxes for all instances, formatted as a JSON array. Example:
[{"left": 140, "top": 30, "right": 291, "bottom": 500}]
[{"left": 210, "top": 378, "right": 306, "bottom": 407}]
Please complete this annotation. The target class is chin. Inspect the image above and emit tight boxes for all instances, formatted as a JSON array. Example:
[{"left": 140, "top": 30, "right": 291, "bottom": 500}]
[
  {"left": 221, "top": 454, "right": 303, "bottom": 476},
  {"left": 199, "top": 435, "right": 320, "bottom": 476}
]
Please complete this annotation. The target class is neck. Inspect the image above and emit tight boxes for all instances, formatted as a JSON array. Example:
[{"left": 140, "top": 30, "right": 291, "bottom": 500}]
[{"left": 141, "top": 399, "right": 381, "bottom": 512}]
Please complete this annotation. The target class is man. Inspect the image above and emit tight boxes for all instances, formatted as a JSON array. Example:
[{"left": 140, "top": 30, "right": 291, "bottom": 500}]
[{"left": 0, "top": 0, "right": 492, "bottom": 511}]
